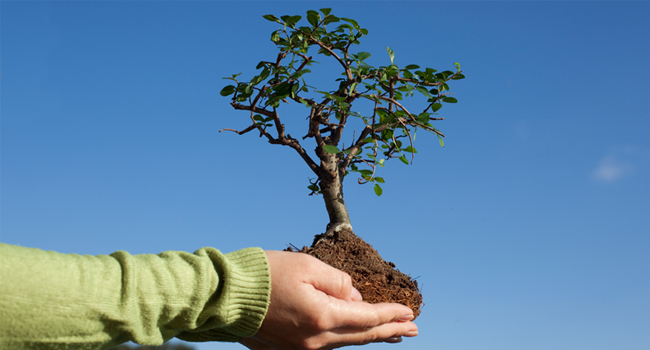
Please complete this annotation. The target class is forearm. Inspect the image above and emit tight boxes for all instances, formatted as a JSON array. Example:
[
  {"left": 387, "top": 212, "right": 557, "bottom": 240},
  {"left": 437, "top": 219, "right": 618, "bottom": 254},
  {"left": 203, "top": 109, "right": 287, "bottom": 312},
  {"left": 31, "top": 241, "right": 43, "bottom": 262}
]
[{"left": 0, "top": 243, "right": 271, "bottom": 349}]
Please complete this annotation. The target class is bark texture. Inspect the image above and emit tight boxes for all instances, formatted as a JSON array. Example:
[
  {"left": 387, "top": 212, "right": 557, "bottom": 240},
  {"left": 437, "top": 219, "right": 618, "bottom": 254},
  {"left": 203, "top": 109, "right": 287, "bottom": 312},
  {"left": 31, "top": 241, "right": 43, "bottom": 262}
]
[{"left": 318, "top": 152, "right": 351, "bottom": 228}]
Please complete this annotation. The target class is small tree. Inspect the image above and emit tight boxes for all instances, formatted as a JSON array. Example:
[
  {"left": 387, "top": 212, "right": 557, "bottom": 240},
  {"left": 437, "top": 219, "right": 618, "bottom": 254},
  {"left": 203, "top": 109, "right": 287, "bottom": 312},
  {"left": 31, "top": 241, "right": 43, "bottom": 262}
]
[{"left": 220, "top": 9, "right": 464, "bottom": 234}]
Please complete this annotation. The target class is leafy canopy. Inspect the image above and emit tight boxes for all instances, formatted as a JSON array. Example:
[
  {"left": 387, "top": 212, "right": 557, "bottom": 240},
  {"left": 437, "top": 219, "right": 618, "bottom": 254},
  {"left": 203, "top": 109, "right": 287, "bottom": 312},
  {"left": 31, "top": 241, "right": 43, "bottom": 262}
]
[{"left": 220, "top": 9, "right": 464, "bottom": 196}]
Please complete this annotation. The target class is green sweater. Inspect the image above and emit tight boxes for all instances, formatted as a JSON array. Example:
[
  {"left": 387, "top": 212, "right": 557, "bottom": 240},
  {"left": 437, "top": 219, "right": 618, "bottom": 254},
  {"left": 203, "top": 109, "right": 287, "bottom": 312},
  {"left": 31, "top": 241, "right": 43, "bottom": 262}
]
[{"left": 0, "top": 243, "right": 272, "bottom": 349}]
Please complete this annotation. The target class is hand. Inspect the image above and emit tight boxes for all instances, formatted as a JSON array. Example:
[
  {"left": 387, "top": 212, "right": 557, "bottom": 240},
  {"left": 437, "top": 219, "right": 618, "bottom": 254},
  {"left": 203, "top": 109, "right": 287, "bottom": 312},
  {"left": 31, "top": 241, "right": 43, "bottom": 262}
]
[{"left": 239, "top": 251, "right": 418, "bottom": 350}]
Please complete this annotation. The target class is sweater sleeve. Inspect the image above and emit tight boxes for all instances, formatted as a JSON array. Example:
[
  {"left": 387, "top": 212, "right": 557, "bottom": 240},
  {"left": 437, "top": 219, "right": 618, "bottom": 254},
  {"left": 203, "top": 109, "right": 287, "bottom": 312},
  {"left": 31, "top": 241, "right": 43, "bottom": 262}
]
[{"left": 0, "top": 243, "right": 271, "bottom": 350}]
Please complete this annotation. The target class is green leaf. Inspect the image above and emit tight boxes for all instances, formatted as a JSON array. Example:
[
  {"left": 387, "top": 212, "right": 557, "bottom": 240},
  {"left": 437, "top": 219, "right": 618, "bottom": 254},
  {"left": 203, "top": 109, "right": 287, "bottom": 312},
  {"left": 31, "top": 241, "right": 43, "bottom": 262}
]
[
  {"left": 250, "top": 67, "right": 270, "bottom": 86},
  {"left": 417, "top": 112, "right": 430, "bottom": 124},
  {"left": 386, "top": 65, "right": 399, "bottom": 78},
  {"left": 356, "top": 51, "right": 371, "bottom": 61},
  {"left": 259, "top": 67, "right": 271, "bottom": 81},
  {"left": 323, "top": 15, "right": 340, "bottom": 25},
  {"left": 320, "top": 8, "right": 332, "bottom": 16},
  {"left": 375, "top": 177, "right": 385, "bottom": 183},
  {"left": 399, "top": 155, "right": 409, "bottom": 165},
  {"left": 306, "top": 10, "right": 320, "bottom": 27},
  {"left": 308, "top": 183, "right": 320, "bottom": 192},
  {"left": 451, "top": 73, "right": 465, "bottom": 80},
  {"left": 442, "top": 97, "right": 458, "bottom": 103},
  {"left": 272, "top": 82, "right": 292, "bottom": 96},
  {"left": 415, "top": 86, "right": 433, "bottom": 98},
  {"left": 291, "top": 69, "right": 311, "bottom": 80},
  {"left": 253, "top": 114, "right": 265, "bottom": 122},
  {"left": 340, "top": 17, "right": 360, "bottom": 29},
  {"left": 281, "top": 15, "right": 302, "bottom": 28},
  {"left": 290, "top": 83, "right": 299, "bottom": 98},
  {"left": 432, "top": 103, "right": 443, "bottom": 112},
  {"left": 220, "top": 85, "right": 236, "bottom": 96},
  {"left": 271, "top": 31, "right": 281, "bottom": 43},
  {"left": 298, "top": 98, "right": 311, "bottom": 107},
  {"left": 374, "top": 184, "right": 383, "bottom": 196},
  {"left": 404, "top": 146, "right": 417, "bottom": 153},
  {"left": 349, "top": 82, "right": 358, "bottom": 96},
  {"left": 322, "top": 145, "right": 341, "bottom": 154},
  {"left": 381, "top": 129, "right": 394, "bottom": 142},
  {"left": 360, "top": 28, "right": 369, "bottom": 35},
  {"left": 333, "top": 40, "right": 348, "bottom": 49},
  {"left": 438, "top": 134, "right": 445, "bottom": 147},
  {"left": 386, "top": 47, "right": 395, "bottom": 65},
  {"left": 405, "top": 64, "right": 420, "bottom": 70},
  {"left": 262, "top": 14, "right": 281, "bottom": 23}
]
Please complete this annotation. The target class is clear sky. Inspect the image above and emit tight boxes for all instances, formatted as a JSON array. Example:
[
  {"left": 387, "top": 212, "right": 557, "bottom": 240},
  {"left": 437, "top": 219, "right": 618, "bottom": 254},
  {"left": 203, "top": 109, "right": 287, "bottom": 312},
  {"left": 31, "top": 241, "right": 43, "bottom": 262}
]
[{"left": 2, "top": 2, "right": 649, "bottom": 350}]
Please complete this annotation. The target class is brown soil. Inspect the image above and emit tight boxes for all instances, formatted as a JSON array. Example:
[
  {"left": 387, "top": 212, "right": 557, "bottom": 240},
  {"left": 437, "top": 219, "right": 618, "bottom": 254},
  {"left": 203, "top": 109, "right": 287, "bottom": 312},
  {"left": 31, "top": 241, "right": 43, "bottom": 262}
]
[{"left": 286, "top": 226, "right": 423, "bottom": 318}]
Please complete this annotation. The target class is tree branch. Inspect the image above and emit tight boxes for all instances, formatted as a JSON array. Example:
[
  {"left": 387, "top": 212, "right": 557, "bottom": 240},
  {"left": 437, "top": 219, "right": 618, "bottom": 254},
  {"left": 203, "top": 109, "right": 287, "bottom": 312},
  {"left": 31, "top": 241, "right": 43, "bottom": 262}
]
[
  {"left": 301, "top": 30, "right": 353, "bottom": 81},
  {"left": 231, "top": 99, "right": 322, "bottom": 177},
  {"left": 219, "top": 125, "right": 256, "bottom": 135}
]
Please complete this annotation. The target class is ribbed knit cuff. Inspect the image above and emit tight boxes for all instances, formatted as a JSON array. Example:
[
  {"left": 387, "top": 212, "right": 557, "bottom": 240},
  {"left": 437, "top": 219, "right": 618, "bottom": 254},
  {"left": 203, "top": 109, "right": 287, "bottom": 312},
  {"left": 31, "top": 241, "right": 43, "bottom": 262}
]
[{"left": 177, "top": 247, "right": 271, "bottom": 343}]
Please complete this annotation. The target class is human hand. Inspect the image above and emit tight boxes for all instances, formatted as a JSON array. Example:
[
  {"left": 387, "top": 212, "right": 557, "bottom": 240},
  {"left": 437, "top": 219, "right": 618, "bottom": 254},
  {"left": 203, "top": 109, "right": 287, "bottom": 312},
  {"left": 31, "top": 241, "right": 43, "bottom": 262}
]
[{"left": 239, "top": 250, "right": 418, "bottom": 350}]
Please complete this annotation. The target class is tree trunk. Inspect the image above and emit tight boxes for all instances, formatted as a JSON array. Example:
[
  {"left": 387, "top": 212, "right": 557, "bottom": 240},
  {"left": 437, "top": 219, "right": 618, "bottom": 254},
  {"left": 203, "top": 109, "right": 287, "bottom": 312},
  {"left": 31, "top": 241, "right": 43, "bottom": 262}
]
[
  {"left": 318, "top": 152, "right": 354, "bottom": 240},
  {"left": 321, "top": 174, "right": 350, "bottom": 226}
]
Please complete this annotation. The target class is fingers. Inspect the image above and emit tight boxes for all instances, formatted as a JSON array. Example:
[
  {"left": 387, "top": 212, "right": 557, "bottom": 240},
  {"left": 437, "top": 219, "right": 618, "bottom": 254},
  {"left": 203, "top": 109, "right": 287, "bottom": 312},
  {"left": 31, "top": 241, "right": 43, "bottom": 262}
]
[
  {"left": 328, "top": 320, "right": 418, "bottom": 347},
  {"left": 351, "top": 286, "right": 363, "bottom": 301},
  {"left": 311, "top": 301, "right": 417, "bottom": 348},
  {"left": 298, "top": 319, "right": 417, "bottom": 349},
  {"left": 303, "top": 254, "right": 355, "bottom": 302},
  {"left": 327, "top": 299, "right": 414, "bottom": 329}
]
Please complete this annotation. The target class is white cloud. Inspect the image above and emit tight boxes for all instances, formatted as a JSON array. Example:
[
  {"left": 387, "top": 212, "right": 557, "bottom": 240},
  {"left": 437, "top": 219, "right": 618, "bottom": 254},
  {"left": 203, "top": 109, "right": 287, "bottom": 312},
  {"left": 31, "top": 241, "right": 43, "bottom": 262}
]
[{"left": 593, "top": 149, "right": 635, "bottom": 183}]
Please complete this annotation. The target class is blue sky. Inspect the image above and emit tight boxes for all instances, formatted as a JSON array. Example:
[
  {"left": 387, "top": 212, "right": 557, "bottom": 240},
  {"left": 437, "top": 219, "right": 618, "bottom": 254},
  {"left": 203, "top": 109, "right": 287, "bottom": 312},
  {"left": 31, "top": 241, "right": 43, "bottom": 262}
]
[{"left": 2, "top": 2, "right": 649, "bottom": 350}]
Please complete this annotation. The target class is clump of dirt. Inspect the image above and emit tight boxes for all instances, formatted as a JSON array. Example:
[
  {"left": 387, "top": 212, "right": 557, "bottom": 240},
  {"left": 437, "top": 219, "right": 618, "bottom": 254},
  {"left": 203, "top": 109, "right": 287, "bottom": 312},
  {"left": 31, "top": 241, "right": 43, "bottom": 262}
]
[{"left": 286, "top": 226, "right": 423, "bottom": 318}]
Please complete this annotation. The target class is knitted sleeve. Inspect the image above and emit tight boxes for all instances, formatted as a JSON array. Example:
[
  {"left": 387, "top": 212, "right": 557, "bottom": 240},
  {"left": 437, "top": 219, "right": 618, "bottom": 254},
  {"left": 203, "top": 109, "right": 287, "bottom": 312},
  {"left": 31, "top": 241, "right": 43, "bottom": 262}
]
[{"left": 0, "top": 243, "right": 271, "bottom": 350}]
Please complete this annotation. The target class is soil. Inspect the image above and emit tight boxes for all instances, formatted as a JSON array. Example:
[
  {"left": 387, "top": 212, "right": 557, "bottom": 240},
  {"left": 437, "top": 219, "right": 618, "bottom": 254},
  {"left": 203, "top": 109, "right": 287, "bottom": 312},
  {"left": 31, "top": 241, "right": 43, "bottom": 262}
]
[{"left": 286, "top": 226, "right": 423, "bottom": 319}]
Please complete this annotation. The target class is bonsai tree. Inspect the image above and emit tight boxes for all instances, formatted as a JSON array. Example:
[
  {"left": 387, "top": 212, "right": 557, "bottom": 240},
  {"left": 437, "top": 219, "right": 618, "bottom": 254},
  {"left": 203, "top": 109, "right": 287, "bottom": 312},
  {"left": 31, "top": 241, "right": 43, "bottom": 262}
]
[{"left": 220, "top": 9, "right": 464, "bottom": 316}]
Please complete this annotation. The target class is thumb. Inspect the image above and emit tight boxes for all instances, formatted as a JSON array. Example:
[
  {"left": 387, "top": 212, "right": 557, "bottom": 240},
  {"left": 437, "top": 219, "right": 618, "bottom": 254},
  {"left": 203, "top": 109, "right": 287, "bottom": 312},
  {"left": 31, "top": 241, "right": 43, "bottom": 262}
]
[
  {"left": 351, "top": 286, "right": 363, "bottom": 301},
  {"left": 306, "top": 256, "right": 356, "bottom": 301}
]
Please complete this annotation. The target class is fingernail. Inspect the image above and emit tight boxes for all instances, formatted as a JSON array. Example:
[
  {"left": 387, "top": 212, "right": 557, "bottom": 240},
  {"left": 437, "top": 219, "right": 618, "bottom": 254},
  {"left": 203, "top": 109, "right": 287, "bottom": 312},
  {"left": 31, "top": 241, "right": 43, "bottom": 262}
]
[
  {"left": 397, "top": 314, "right": 414, "bottom": 322},
  {"left": 351, "top": 287, "right": 363, "bottom": 301},
  {"left": 386, "top": 336, "right": 403, "bottom": 343},
  {"left": 405, "top": 330, "right": 419, "bottom": 337}
]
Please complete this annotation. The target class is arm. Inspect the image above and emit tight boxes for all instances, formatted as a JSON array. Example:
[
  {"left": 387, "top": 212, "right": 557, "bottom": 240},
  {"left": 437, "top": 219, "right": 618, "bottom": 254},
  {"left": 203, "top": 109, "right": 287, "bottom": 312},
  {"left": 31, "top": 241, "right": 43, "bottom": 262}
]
[
  {"left": 0, "top": 243, "right": 271, "bottom": 349},
  {"left": 0, "top": 244, "right": 417, "bottom": 350}
]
